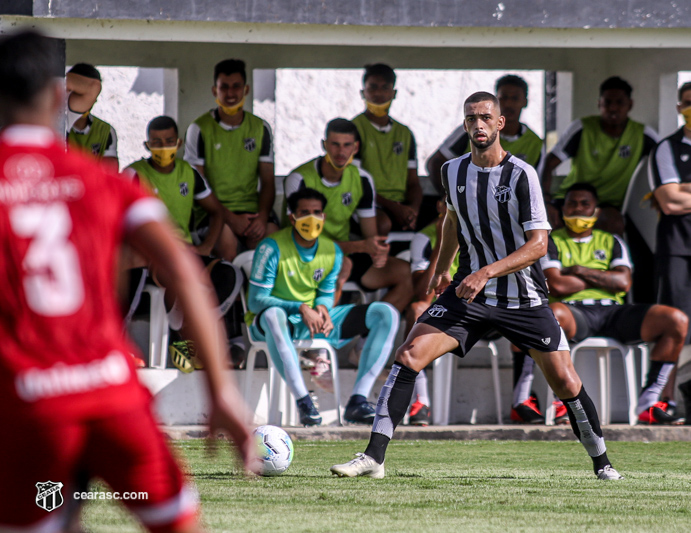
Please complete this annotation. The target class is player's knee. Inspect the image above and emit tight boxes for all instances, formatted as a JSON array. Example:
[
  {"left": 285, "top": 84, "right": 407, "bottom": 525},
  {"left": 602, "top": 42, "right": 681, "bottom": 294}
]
[
  {"left": 366, "top": 302, "right": 400, "bottom": 332},
  {"left": 667, "top": 308, "right": 689, "bottom": 340},
  {"left": 339, "top": 256, "right": 353, "bottom": 282},
  {"left": 262, "top": 306, "right": 289, "bottom": 328},
  {"left": 377, "top": 213, "right": 392, "bottom": 236},
  {"left": 394, "top": 344, "right": 422, "bottom": 371}
]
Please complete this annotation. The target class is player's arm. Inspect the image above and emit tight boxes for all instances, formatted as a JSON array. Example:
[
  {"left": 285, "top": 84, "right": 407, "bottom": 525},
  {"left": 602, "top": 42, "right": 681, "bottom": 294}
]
[
  {"left": 427, "top": 208, "right": 460, "bottom": 295},
  {"left": 405, "top": 167, "right": 423, "bottom": 219},
  {"left": 313, "top": 246, "right": 344, "bottom": 336},
  {"left": 336, "top": 216, "right": 389, "bottom": 267},
  {"left": 544, "top": 267, "right": 590, "bottom": 298},
  {"left": 65, "top": 71, "right": 100, "bottom": 114},
  {"left": 426, "top": 150, "right": 449, "bottom": 197},
  {"left": 127, "top": 218, "right": 257, "bottom": 473},
  {"left": 654, "top": 183, "right": 691, "bottom": 215},
  {"left": 411, "top": 229, "right": 441, "bottom": 302},
  {"left": 561, "top": 265, "right": 631, "bottom": 294},
  {"left": 540, "top": 153, "right": 563, "bottom": 200},
  {"left": 195, "top": 193, "right": 225, "bottom": 256}
]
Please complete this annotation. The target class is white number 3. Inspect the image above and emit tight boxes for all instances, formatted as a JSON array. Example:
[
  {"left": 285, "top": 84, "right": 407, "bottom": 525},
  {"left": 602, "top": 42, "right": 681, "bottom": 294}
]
[{"left": 10, "top": 203, "right": 85, "bottom": 316}]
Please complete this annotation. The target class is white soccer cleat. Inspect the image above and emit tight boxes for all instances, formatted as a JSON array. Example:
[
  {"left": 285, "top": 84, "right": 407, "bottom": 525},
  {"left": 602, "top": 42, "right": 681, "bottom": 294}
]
[
  {"left": 596, "top": 465, "right": 624, "bottom": 480},
  {"left": 330, "top": 453, "right": 385, "bottom": 479}
]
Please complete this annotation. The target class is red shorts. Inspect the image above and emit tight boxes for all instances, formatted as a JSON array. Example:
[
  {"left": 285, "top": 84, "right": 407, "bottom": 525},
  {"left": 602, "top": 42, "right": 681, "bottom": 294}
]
[{"left": 0, "top": 403, "right": 198, "bottom": 531}]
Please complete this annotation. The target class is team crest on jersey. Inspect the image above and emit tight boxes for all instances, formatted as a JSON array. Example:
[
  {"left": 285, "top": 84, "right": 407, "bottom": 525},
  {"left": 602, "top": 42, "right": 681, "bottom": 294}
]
[
  {"left": 244, "top": 138, "right": 256, "bottom": 152},
  {"left": 493, "top": 185, "right": 512, "bottom": 204},
  {"left": 179, "top": 182, "right": 189, "bottom": 197},
  {"left": 392, "top": 142, "right": 404, "bottom": 155},
  {"left": 342, "top": 192, "right": 352, "bottom": 206},
  {"left": 35, "top": 481, "right": 64, "bottom": 512},
  {"left": 313, "top": 268, "right": 324, "bottom": 282},
  {"left": 541, "top": 337, "right": 551, "bottom": 345},
  {"left": 619, "top": 145, "right": 631, "bottom": 158},
  {"left": 90, "top": 143, "right": 102, "bottom": 156},
  {"left": 682, "top": 154, "right": 690, "bottom": 162},
  {"left": 594, "top": 249, "right": 606, "bottom": 260},
  {"left": 428, "top": 304, "right": 448, "bottom": 318}
]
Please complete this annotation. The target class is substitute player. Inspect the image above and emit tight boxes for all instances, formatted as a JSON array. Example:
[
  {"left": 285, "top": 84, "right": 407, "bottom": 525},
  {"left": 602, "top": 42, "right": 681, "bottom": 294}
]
[
  {"left": 0, "top": 30, "right": 257, "bottom": 532},
  {"left": 331, "top": 91, "right": 623, "bottom": 481}
]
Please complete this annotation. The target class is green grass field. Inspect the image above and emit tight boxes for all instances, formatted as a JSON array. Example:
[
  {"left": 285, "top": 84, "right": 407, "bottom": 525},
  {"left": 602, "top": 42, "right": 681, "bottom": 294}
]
[{"left": 83, "top": 439, "right": 691, "bottom": 532}]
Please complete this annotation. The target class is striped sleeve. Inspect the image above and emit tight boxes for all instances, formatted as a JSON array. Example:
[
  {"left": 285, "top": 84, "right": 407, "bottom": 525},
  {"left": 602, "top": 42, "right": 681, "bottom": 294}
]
[
  {"left": 438, "top": 125, "right": 469, "bottom": 160},
  {"left": 184, "top": 122, "right": 205, "bottom": 166},
  {"left": 610, "top": 234, "right": 633, "bottom": 270},
  {"left": 514, "top": 163, "right": 551, "bottom": 231},
  {"left": 540, "top": 236, "right": 562, "bottom": 271},
  {"left": 409, "top": 232, "right": 433, "bottom": 273},
  {"left": 355, "top": 168, "right": 377, "bottom": 218},
  {"left": 649, "top": 139, "right": 680, "bottom": 189},
  {"left": 550, "top": 119, "right": 583, "bottom": 161}
]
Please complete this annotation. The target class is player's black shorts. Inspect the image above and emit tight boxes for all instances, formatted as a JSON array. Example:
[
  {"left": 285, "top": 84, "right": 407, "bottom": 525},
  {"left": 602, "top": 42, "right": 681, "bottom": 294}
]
[
  {"left": 348, "top": 253, "right": 374, "bottom": 282},
  {"left": 417, "top": 284, "right": 568, "bottom": 356},
  {"left": 566, "top": 302, "right": 651, "bottom": 344}
]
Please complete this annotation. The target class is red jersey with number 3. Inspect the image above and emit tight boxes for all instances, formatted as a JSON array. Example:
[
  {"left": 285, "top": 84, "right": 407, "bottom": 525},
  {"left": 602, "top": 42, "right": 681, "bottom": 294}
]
[{"left": 0, "top": 125, "right": 166, "bottom": 421}]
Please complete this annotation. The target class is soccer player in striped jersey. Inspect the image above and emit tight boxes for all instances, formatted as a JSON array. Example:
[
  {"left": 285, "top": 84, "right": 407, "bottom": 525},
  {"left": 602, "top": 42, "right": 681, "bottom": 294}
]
[{"left": 332, "top": 91, "right": 623, "bottom": 481}]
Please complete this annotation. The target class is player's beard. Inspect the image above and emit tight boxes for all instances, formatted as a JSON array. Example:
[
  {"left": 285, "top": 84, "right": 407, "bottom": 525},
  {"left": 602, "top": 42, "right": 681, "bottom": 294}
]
[{"left": 470, "top": 129, "right": 499, "bottom": 150}]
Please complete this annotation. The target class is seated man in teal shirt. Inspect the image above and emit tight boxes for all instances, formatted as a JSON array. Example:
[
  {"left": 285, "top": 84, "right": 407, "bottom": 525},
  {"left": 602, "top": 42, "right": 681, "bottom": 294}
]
[{"left": 247, "top": 188, "right": 399, "bottom": 426}]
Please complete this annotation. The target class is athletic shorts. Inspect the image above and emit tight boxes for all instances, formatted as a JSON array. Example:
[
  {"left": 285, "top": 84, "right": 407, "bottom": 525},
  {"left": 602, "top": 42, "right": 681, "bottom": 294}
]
[
  {"left": 567, "top": 302, "right": 651, "bottom": 344},
  {"left": 347, "top": 253, "right": 374, "bottom": 282},
  {"left": 0, "top": 404, "right": 198, "bottom": 531},
  {"left": 417, "top": 284, "right": 568, "bottom": 356}
]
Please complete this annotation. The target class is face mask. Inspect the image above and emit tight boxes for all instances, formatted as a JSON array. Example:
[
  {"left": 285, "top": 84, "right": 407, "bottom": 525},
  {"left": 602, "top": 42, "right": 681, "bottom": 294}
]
[
  {"left": 324, "top": 152, "right": 354, "bottom": 172},
  {"left": 294, "top": 214, "right": 324, "bottom": 241},
  {"left": 563, "top": 215, "right": 597, "bottom": 234},
  {"left": 216, "top": 96, "right": 245, "bottom": 117},
  {"left": 365, "top": 99, "right": 392, "bottom": 117},
  {"left": 148, "top": 145, "right": 178, "bottom": 167},
  {"left": 681, "top": 106, "right": 691, "bottom": 129}
]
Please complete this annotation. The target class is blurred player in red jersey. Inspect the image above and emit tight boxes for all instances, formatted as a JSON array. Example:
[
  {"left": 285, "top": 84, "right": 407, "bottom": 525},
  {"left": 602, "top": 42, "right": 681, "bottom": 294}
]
[{"left": 0, "top": 30, "right": 258, "bottom": 532}]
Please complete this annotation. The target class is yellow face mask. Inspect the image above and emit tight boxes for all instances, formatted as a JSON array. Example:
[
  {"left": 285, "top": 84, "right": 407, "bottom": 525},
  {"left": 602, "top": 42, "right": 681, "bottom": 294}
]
[
  {"left": 365, "top": 99, "right": 392, "bottom": 118},
  {"left": 324, "top": 152, "right": 354, "bottom": 172},
  {"left": 148, "top": 145, "right": 178, "bottom": 168},
  {"left": 216, "top": 96, "right": 245, "bottom": 117},
  {"left": 681, "top": 106, "right": 691, "bottom": 129},
  {"left": 563, "top": 215, "right": 598, "bottom": 234},
  {"left": 294, "top": 214, "right": 324, "bottom": 241}
]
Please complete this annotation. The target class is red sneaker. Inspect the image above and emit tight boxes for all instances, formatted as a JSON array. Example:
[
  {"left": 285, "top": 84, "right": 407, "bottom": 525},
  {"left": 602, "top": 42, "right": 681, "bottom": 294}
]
[
  {"left": 409, "top": 397, "right": 431, "bottom": 426},
  {"left": 510, "top": 395, "right": 544, "bottom": 424},
  {"left": 638, "top": 401, "right": 685, "bottom": 425},
  {"left": 553, "top": 400, "right": 569, "bottom": 425}
]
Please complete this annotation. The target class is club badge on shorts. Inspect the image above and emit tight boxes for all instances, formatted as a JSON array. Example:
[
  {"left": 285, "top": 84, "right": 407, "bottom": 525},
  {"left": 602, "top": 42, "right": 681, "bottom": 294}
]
[
  {"left": 428, "top": 304, "right": 448, "bottom": 318},
  {"left": 35, "top": 481, "right": 64, "bottom": 512}
]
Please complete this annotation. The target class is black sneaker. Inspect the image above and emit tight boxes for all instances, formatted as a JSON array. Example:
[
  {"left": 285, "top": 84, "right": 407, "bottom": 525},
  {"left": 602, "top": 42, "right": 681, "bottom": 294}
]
[
  {"left": 678, "top": 380, "right": 691, "bottom": 425},
  {"left": 297, "top": 400, "right": 322, "bottom": 427},
  {"left": 408, "top": 399, "right": 431, "bottom": 426},
  {"left": 344, "top": 399, "right": 376, "bottom": 425}
]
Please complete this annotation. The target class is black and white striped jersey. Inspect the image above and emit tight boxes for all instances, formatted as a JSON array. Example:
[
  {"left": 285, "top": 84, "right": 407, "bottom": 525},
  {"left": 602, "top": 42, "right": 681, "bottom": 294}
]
[{"left": 441, "top": 152, "right": 551, "bottom": 309}]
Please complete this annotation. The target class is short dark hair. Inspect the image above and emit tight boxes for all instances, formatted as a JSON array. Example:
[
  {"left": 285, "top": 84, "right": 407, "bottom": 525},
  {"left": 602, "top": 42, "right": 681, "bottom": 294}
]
[
  {"left": 68, "top": 63, "right": 102, "bottom": 82},
  {"left": 599, "top": 76, "right": 632, "bottom": 98},
  {"left": 325, "top": 118, "right": 358, "bottom": 139},
  {"left": 495, "top": 74, "right": 528, "bottom": 98},
  {"left": 147, "top": 115, "right": 178, "bottom": 138},
  {"left": 564, "top": 182, "right": 599, "bottom": 203},
  {"left": 464, "top": 91, "right": 500, "bottom": 109},
  {"left": 363, "top": 63, "right": 396, "bottom": 86},
  {"left": 214, "top": 59, "right": 246, "bottom": 84},
  {"left": 287, "top": 188, "right": 328, "bottom": 213},
  {"left": 0, "top": 30, "right": 62, "bottom": 110},
  {"left": 678, "top": 82, "right": 691, "bottom": 102}
]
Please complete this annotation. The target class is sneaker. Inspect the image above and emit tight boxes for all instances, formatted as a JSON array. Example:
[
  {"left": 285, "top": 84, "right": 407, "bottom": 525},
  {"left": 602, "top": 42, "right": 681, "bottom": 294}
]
[
  {"left": 510, "top": 396, "right": 544, "bottom": 424},
  {"left": 553, "top": 400, "right": 569, "bottom": 425},
  {"left": 170, "top": 341, "right": 195, "bottom": 373},
  {"left": 297, "top": 400, "right": 322, "bottom": 427},
  {"left": 638, "top": 401, "right": 685, "bottom": 425},
  {"left": 344, "top": 399, "right": 376, "bottom": 425},
  {"left": 409, "top": 398, "right": 431, "bottom": 426},
  {"left": 330, "top": 453, "right": 385, "bottom": 479},
  {"left": 596, "top": 465, "right": 624, "bottom": 480},
  {"left": 679, "top": 380, "right": 691, "bottom": 426}
]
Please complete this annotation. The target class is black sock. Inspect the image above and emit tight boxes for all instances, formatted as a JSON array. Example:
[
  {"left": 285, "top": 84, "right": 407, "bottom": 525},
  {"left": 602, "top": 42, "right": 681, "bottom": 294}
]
[
  {"left": 512, "top": 350, "right": 527, "bottom": 387},
  {"left": 561, "top": 386, "right": 610, "bottom": 474},
  {"left": 364, "top": 362, "right": 418, "bottom": 464}
]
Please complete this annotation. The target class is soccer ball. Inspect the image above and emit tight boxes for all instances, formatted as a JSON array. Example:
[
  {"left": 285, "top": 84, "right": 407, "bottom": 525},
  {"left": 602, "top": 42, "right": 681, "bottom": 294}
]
[{"left": 254, "top": 425, "right": 294, "bottom": 476}]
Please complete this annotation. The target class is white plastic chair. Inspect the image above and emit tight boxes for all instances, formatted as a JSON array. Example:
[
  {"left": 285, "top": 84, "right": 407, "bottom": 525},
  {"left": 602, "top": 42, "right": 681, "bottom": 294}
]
[
  {"left": 232, "top": 250, "right": 343, "bottom": 426},
  {"left": 544, "top": 337, "right": 640, "bottom": 426},
  {"left": 142, "top": 284, "right": 169, "bottom": 369},
  {"left": 432, "top": 339, "right": 503, "bottom": 425}
]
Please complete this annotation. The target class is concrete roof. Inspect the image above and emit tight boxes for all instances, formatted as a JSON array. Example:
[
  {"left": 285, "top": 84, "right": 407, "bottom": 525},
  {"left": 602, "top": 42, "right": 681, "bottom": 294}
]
[{"left": 4, "top": 0, "right": 691, "bottom": 30}]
